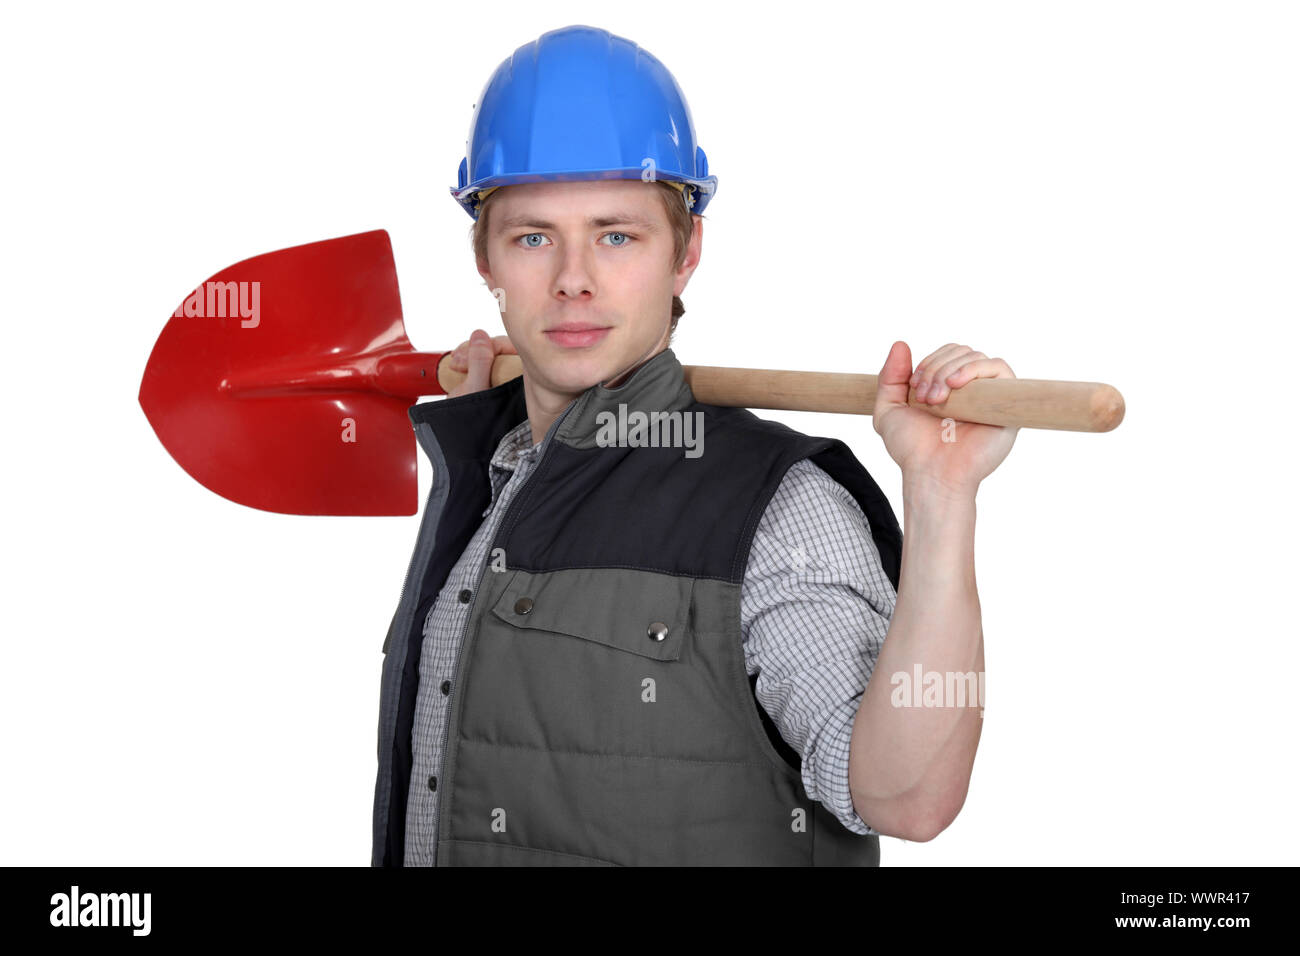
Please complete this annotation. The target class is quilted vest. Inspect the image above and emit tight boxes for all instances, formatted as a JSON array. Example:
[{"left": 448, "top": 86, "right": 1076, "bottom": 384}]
[{"left": 372, "top": 347, "right": 902, "bottom": 866}]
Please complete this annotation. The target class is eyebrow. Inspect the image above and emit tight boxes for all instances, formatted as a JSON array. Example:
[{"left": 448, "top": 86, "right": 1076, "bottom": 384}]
[{"left": 495, "top": 213, "right": 660, "bottom": 233}]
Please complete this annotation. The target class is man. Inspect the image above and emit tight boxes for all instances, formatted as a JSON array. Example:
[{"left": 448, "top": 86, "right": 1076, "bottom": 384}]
[{"left": 373, "top": 24, "right": 1017, "bottom": 866}]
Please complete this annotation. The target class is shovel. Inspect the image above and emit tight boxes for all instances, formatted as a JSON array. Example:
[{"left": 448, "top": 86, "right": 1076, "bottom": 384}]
[{"left": 138, "top": 229, "right": 1125, "bottom": 516}]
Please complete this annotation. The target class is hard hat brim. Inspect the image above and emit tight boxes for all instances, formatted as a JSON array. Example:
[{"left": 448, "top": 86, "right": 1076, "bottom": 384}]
[{"left": 451, "top": 169, "right": 717, "bottom": 219}]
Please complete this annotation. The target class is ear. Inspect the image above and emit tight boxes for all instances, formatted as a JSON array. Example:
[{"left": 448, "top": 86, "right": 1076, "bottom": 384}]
[{"left": 673, "top": 216, "right": 704, "bottom": 296}]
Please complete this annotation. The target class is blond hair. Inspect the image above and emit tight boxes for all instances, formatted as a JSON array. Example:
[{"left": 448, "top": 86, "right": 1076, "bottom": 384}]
[{"left": 470, "top": 180, "right": 698, "bottom": 342}]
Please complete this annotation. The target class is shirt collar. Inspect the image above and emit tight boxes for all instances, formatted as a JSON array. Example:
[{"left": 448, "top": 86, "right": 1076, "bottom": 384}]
[
  {"left": 481, "top": 420, "right": 541, "bottom": 516},
  {"left": 490, "top": 419, "right": 542, "bottom": 473}
]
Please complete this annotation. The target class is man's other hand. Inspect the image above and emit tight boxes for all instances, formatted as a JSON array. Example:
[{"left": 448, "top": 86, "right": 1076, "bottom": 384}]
[{"left": 442, "top": 329, "right": 519, "bottom": 397}]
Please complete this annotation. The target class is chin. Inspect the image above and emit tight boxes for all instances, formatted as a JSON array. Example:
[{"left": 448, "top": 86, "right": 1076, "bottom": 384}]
[{"left": 535, "top": 349, "right": 613, "bottom": 389}]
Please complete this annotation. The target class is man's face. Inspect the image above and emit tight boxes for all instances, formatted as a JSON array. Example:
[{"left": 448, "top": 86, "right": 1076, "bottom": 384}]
[{"left": 478, "top": 179, "right": 701, "bottom": 394}]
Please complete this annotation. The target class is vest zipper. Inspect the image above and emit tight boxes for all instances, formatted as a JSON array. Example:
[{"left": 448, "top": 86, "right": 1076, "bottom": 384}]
[{"left": 430, "top": 396, "right": 582, "bottom": 865}]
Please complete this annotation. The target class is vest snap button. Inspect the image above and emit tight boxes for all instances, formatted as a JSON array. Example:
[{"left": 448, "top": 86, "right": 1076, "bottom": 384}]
[
  {"left": 647, "top": 621, "right": 669, "bottom": 642},
  {"left": 514, "top": 597, "right": 534, "bottom": 615}
]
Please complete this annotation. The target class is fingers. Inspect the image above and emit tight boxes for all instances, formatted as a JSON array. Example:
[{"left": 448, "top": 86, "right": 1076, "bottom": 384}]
[
  {"left": 909, "top": 344, "right": 1014, "bottom": 404},
  {"left": 908, "top": 343, "right": 968, "bottom": 404},
  {"left": 461, "top": 329, "right": 495, "bottom": 391},
  {"left": 909, "top": 344, "right": 968, "bottom": 389},
  {"left": 448, "top": 332, "right": 515, "bottom": 371},
  {"left": 921, "top": 349, "right": 986, "bottom": 403},
  {"left": 447, "top": 340, "right": 470, "bottom": 371},
  {"left": 942, "top": 357, "right": 1015, "bottom": 394}
]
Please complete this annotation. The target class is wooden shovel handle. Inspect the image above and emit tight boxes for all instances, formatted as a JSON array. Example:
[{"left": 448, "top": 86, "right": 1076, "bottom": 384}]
[{"left": 436, "top": 354, "right": 1125, "bottom": 433}]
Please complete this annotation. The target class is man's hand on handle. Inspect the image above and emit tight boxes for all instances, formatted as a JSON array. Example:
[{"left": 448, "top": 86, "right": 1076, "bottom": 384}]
[
  {"left": 441, "top": 329, "right": 519, "bottom": 398},
  {"left": 874, "top": 341, "right": 1020, "bottom": 498}
]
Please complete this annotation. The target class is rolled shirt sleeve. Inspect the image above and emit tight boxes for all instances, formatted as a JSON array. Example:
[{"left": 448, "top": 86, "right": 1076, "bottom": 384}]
[{"left": 740, "top": 457, "right": 898, "bottom": 835}]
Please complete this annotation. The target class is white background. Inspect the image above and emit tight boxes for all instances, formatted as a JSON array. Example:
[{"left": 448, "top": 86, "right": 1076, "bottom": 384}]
[{"left": 2, "top": 0, "right": 1296, "bottom": 865}]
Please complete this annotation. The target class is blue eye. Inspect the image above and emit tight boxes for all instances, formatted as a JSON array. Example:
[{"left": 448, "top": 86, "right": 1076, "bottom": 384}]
[
  {"left": 602, "top": 232, "right": 632, "bottom": 247},
  {"left": 520, "top": 233, "right": 548, "bottom": 248}
]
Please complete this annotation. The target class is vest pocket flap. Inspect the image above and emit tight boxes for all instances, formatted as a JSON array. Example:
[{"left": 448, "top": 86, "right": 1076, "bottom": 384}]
[{"left": 490, "top": 568, "right": 691, "bottom": 662}]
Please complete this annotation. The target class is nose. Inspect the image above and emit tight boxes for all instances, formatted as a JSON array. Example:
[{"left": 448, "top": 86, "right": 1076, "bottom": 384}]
[{"left": 553, "top": 243, "right": 595, "bottom": 302}]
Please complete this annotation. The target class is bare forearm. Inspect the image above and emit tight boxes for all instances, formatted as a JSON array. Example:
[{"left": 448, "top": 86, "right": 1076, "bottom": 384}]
[{"left": 848, "top": 474, "right": 985, "bottom": 840}]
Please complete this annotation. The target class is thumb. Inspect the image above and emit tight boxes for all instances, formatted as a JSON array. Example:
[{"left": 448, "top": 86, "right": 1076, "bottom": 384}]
[
  {"left": 875, "top": 340, "right": 915, "bottom": 411},
  {"left": 462, "top": 329, "right": 495, "bottom": 391}
]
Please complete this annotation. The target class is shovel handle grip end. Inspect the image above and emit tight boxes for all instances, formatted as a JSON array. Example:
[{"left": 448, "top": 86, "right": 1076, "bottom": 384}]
[{"left": 373, "top": 352, "right": 453, "bottom": 398}]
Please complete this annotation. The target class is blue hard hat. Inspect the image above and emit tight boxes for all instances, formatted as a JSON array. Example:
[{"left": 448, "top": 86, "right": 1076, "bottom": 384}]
[{"left": 451, "top": 24, "right": 718, "bottom": 221}]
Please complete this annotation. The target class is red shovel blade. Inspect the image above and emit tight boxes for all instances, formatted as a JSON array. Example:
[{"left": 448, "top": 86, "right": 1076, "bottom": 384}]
[{"left": 139, "top": 229, "right": 431, "bottom": 516}]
